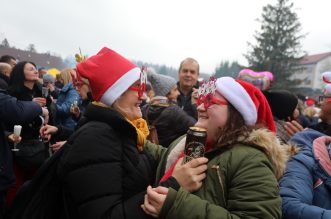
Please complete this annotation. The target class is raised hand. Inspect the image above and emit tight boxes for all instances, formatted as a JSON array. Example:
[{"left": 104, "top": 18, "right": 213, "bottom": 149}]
[
  {"left": 284, "top": 120, "right": 304, "bottom": 138},
  {"left": 191, "top": 88, "right": 198, "bottom": 105},
  {"left": 172, "top": 157, "right": 208, "bottom": 192}
]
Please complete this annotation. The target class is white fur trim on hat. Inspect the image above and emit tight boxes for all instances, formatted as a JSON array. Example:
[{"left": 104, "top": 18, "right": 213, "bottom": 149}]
[
  {"left": 215, "top": 77, "right": 257, "bottom": 125},
  {"left": 100, "top": 67, "right": 140, "bottom": 106}
]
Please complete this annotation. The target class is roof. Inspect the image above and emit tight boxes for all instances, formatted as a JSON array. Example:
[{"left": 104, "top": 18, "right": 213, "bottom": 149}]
[
  {"left": 299, "top": 52, "right": 331, "bottom": 65},
  {"left": 0, "top": 46, "right": 66, "bottom": 70}
]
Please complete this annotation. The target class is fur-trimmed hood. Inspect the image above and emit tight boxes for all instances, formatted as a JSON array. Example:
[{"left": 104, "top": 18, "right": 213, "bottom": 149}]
[
  {"left": 238, "top": 128, "right": 297, "bottom": 179},
  {"left": 165, "top": 128, "right": 297, "bottom": 180}
]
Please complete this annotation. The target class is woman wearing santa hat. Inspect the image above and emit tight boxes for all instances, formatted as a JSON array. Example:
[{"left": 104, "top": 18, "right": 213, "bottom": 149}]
[
  {"left": 142, "top": 77, "right": 293, "bottom": 219},
  {"left": 54, "top": 47, "right": 161, "bottom": 219}
]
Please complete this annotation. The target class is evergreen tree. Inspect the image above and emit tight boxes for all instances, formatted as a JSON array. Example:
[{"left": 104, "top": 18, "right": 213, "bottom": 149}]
[
  {"left": 27, "top": 43, "right": 37, "bottom": 53},
  {"left": 214, "top": 61, "right": 242, "bottom": 78},
  {"left": 245, "top": 0, "right": 305, "bottom": 89},
  {"left": 1, "top": 38, "right": 10, "bottom": 47}
]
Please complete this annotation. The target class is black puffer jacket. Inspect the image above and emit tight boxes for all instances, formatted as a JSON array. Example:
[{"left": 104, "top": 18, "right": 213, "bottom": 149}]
[
  {"left": 142, "top": 104, "right": 196, "bottom": 148},
  {"left": 57, "top": 103, "right": 156, "bottom": 219}
]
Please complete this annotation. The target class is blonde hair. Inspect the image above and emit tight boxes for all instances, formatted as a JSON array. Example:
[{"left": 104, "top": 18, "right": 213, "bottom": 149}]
[
  {"left": 303, "top": 107, "right": 317, "bottom": 118},
  {"left": 59, "top": 68, "right": 75, "bottom": 86}
]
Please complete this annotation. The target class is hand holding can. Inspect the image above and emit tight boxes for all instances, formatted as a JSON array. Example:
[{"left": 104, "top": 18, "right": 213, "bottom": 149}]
[{"left": 183, "top": 127, "right": 207, "bottom": 164}]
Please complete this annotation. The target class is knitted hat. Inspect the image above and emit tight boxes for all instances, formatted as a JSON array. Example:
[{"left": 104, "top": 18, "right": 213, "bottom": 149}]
[
  {"left": 43, "top": 73, "right": 55, "bottom": 84},
  {"left": 262, "top": 90, "right": 298, "bottom": 121},
  {"left": 76, "top": 47, "right": 140, "bottom": 106},
  {"left": 215, "top": 77, "right": 276, "bottom": 132},
  {"left": 146, "top": 67, "right": 176, "bottom": 97}
]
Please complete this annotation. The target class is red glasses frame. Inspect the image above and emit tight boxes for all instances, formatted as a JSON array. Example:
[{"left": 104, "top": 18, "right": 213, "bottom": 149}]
[
  {"left": 129, "top": 85, "right": 145, "bottom": 98},
  {"left": 197, "top": 94, "right": 228, "bottom": 109}
]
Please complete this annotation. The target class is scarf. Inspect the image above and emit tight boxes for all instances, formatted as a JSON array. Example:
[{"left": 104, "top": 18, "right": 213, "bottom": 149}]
[{"left": 126, "top": 118, "right": 150, "bottom": 152}]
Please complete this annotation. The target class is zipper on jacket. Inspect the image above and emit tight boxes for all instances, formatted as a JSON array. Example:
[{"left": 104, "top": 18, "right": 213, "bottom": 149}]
[{"left": 211, "top": 165, "right": 226, "bottom": 206}]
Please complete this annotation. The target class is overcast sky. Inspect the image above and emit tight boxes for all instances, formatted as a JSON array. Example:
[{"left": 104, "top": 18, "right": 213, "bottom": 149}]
[{"left": 1, "top": 0, "right": 331, "bottom": 73}]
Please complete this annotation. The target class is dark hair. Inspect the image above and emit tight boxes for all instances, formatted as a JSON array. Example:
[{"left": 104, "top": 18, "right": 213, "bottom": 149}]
[
  {"left": 0, "top": 55, "right": 16, "bottom": 63},
  {"left": 9, "top": 61, "right": 37, "bottom": 91},
  {"left": 215, "top": 104, "right": 260, "bottom": 148}
]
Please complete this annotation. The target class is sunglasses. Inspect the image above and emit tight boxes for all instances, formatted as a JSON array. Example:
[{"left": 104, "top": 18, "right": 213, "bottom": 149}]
[{"left": 197, "top": 94, "right": 228, "bottom": 109}]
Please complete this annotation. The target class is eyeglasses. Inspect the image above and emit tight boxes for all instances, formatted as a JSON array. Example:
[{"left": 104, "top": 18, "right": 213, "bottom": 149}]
[
  {"left": 318, "top": 96, "right": 331, "bottom": 104},
  {"left": 197, "top": 94, "right": 228, "bottom": 109},
  {"left": 128, "top": 84, "right": 146, "bottom": 98}
]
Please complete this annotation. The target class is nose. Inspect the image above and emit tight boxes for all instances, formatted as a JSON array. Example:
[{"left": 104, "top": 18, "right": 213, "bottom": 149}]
[
  {"left": 197, "top": 103, "right": 206, "bottom": 112},
  {"left": 140, "top": 92, "right": 147, "bottom": 100}
]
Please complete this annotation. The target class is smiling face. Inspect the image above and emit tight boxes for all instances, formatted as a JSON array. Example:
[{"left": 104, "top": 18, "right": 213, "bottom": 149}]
[
  {"left": 178, "top": 59, "right": 199, "bottom": 91},
  {"left": 113, "top": 81, "right": 147, "bottom": 120},
  {"left": 195, "top": 91, "right": 229, "bottom": 144},
  {"left": 166, "top": 85, "right": 180, "bottom": 101},
  {"left": 23, "top": 63, "right": 39, "bottom": 82}
]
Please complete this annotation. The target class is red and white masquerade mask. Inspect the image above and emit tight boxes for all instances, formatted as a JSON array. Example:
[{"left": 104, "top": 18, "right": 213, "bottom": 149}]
[
  {"left": 197, "top": 77, "right": 228, "bottom": 109},
  {"left": 129, "top": 66, "right": 147, "bottom": 98}
]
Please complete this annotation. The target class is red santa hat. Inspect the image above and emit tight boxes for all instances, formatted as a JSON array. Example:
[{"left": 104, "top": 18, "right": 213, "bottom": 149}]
[
  {"left": 305, "top": 97, "right": 316, "bottom": 107},
  {"left": 215, "top": 77, "right": 276, "bottom": 133},
  {"left": 76, "top": 47, "right": 141, "bottom": 106}
]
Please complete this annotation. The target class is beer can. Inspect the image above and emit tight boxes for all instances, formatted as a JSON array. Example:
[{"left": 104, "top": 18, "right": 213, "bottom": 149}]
[{"left": 183, "top": 127, "right": 207, "bottom": 164}]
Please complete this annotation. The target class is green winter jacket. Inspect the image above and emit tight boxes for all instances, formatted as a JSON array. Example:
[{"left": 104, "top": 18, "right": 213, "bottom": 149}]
[{"left": 145, "top": 128, "right": 288, "bottom": 219}]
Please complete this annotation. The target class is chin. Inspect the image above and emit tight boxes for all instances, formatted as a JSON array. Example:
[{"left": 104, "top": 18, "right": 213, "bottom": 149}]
[
  {"left": 195, "top": 120, "right": 208, "bottom": 129},
  {"left": 132, "top": 110, "right": 142, "bottom": 120}
]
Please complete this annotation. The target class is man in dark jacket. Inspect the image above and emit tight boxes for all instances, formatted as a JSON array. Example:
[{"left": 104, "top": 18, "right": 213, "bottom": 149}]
[
  {"left": 0, "top": 89, "right": 47, "bottom": 218},
  {"left": 176, "top": 58, "right": 199, "bottom": 120}
]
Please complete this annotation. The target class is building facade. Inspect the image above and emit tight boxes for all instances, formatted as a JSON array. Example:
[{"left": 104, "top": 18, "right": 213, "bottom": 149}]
[{"left": 292, "top": 52, "right": 331, "bottom": 90}]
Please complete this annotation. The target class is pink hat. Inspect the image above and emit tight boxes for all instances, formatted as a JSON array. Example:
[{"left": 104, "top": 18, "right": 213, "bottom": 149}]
[
  {"left": 237, "top": 69, "right": 274, "bottom": 91},
  {"left": 76, "top": 47, "right": 140, "bottom": 106},
  {"left": 215, "top": 77, "right": 276, "bottom": 133}
]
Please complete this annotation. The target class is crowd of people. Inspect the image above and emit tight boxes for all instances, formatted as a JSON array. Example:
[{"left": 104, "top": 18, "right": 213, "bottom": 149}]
[{"left": 0, "top": 48, "right": 331, "bottom": 219}]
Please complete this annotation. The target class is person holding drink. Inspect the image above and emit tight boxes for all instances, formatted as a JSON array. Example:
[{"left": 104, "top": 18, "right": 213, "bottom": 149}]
[
  {"left": 143, "top": 77, "right": 292, "bottom": 219},
  {"left": 6, "top": 61, "right": 51, "bottom": 204},
  {"left": 0, "top": 88, "right": 48, "bottom": 218}
]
